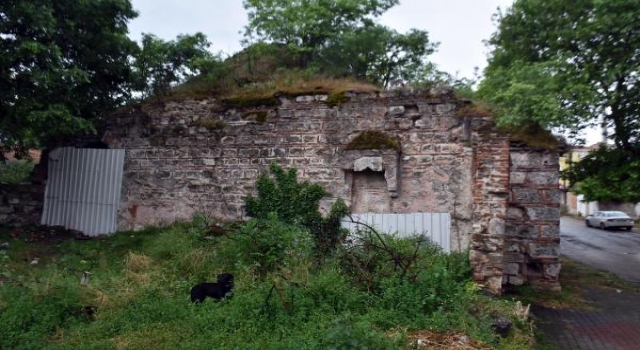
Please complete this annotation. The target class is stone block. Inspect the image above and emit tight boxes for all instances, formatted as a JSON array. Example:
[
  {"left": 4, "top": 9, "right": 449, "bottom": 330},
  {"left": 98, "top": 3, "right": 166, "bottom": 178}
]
[
  {"left": 435, "top": 103, "right": 455, "bottom": 114},
  {"left": 526, "top": 207, "right": 560, "bottom": 221},
  {"left": 509, "top": 172, "right": 526, "bottom": 184},
  {"left": 0, "top": 206, "right": 15, "bottom": 214},
  {"left": 527, "top": 172, "right": 559, "bottom": 186},
  {"left": 488, "top": 217, "right": 505, "bottom": 235},
  {"left": 287, "top": 135, "right": 303, "bottom": 143},
  {"left": 528, "top": 242, "right": 559, "bottom": 258},
  {"left": 543, "top": 190, "right": 562, "bottom": 204},
  {"left": 295, "top": 95, "right": 315, "bottom": 102},
  {"left": 388, "top": 106, "right": 405, "bottom": 115},
  {"left": 506, "top": 207, "right": 526, "bottom": 220},
  {"left": 540, "top": 225, "right": 560, "bottom": 238},
  {"left": 544, "top": 263, "right": 561, "bottom": 278},
  {"left": 511, "top": 188, "right": 541, "bottom": 203},
  {"left": 353, "top": 157, "right": 383, "bottom": 172},
  {"left": 503, "top": 252, "right": 525, "bottom": 263},
  {"left": 504, "top": 263, "right": 520, "bottom": 275},
  {"left": 508, "top": 276, "right": 525, "bottom": 285},
  {"left": 510, "top": 151, "right": 558, "bottom": 168},
  {"left": 415, "top": 117, "right": 435, "bottom": 129}
]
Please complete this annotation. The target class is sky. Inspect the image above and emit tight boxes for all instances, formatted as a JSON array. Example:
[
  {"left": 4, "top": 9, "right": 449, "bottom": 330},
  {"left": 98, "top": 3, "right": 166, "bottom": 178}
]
[{"left": 127, "top": 0, "right": 514, "bottom": 80}]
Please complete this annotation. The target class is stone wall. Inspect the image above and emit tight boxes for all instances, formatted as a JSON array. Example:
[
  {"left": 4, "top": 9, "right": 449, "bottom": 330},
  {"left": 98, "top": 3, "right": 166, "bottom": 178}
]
[
  {"left": 469, "top": 132, "right": 511, "bottom": 293},
  {"left": 105, "top": 90, "right": 491, "bottom": 252},
  {"left": 0, "top": 183, "right": 44, "bottom": 227},
  {"left": 505, "top": 146, "right": 561, "bottom": 291},
  {"left": 35, "top": 88, "right": 560, "bottom": 295}
]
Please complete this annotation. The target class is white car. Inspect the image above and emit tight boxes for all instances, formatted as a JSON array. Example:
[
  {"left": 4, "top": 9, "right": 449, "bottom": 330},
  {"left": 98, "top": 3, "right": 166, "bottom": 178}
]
[{"left": 585, "top": 211, "right": 634, "bottom": 231}]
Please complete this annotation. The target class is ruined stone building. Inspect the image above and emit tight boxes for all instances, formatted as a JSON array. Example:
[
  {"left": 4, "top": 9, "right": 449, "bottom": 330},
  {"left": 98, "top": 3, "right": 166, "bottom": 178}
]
[{"left": 0, "top": 88, "right": 562, "bottom": 294}]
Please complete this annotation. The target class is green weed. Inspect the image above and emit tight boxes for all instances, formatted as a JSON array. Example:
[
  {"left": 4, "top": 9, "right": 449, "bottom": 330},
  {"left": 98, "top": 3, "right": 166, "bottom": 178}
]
[{"left": 0, "top": 160, "right": 35, "bottom": 184}]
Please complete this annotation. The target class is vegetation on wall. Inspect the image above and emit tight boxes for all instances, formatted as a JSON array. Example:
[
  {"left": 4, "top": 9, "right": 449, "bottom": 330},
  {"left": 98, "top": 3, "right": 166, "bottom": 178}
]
[{"left": 346, "top": 130, "right": 401, "bottom": 151}]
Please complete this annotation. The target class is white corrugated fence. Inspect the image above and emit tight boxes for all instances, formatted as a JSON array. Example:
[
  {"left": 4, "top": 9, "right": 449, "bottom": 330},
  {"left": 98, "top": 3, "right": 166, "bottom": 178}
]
[
  {"left": 341, "top": 212, "right": 451, "bottom": 252},
  {"left": 41, "top": 147, "right": 125, "bottom": 236}
]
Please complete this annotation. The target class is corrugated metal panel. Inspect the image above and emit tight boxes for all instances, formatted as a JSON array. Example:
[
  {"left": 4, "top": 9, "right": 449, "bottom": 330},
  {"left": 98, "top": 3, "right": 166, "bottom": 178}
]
[
  {"left": 41, "top": 147, "right": 125, "bottom": 236},
  {"left": 341, "top": 212, "right": 451, "bottom": 252}
]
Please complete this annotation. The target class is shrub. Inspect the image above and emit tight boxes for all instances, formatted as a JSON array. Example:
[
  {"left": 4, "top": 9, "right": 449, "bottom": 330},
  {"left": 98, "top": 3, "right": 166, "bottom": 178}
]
[
  {"left": 0, "top": 160, "right": 35, "bottom": 184},
  {"left": 245, "top": 162, "right": 349, "bottom": 258},
  {"left": 216, "top": 214, "right": 314, "bottom": 275}
]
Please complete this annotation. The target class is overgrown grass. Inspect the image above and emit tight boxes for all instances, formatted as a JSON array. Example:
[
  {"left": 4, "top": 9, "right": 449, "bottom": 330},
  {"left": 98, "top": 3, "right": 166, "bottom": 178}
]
[
  {"left": 165, "top": 69, "right": 379, "bottom": 103},
  {"left": 0, "top": 221, "right": 534, "bottom": 350}
]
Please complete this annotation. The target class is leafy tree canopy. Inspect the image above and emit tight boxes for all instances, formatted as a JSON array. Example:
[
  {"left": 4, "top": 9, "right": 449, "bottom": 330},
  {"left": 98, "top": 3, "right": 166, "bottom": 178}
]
[
  {"left": 562, "top": 147, "right": 640, "bottom": 203},
  {"left": 242, "top": 0, "right": 436, "bottom": 88},
  {"left": 479, "top": 0, "right": 640, "bottom": 156},
  {"left": 0, "top": 0, "right": 139, "bottom": 159},
  {"left": 133, "top": 32, "right": 222, "bottom": 99},
  {"left": 479, "top": 0, "right": 640, "bottom": 202}
]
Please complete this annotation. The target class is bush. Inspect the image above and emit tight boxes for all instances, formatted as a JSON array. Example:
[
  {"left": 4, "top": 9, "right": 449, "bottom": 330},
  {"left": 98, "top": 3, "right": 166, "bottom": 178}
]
[
  {"left": 216, "top": 214, "right": 314, "bottom": 275},
  {"left": 245, "top": 162, "right": 349, "bottom": 258},
  {"left": 0, "top": 160, "right": 35, "bottom": 184}
]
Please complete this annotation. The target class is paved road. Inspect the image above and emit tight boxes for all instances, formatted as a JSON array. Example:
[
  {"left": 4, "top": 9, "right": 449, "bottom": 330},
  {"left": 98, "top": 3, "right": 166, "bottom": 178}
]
[
  {"left": 532, "top": 217, "right": 640, "bottom": 350},
  {"left": 560, "top": 216, "right": 640, "bottom": 283}
]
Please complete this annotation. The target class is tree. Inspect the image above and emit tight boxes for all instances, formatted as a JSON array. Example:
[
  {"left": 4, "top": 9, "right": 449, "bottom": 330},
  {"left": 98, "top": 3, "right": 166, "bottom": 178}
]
[
  {"left": 242, "top": 0, "right": 435, "bottom": 88},
  {"left": 132, "top": 32, "right": 221, "bottom": 99},
  {"left": 479, "top": 0, "right": 640, "bottom": 202},
  {"left": 0, "top": 0, "right": 139, "bottom": 159},
  {"left": 479, "top": 0, "right": 640, "bottom": 154},
  {"left": 562, "top": 147, "right": 640, "bottom": 203},
  {"left": 321, "top": 24, "right": 435, "bottom": 87}
]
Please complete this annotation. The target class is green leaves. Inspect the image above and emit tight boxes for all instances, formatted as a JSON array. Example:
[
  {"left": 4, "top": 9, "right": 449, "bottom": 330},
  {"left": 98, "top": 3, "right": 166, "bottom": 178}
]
[
  {"left": 245, "top": 163, "right": 349, "bottom": 257},
  {"left": 132, "top": 32, "right": 219, "bottom": 99},
  {"left": 480, "top": 0, "right": 640, "bottom": 152},
  {"left": 1, "top": 0, "right": 138, "bottom": 155},
  {"left": 242, "top": 0, "right": 435, "bottom": 88},
  {"left": 481, "top": 0, "right": 640, "bottom": 202},
  {"left": 561, "top": 147, "right": 640, "bottom": 203}
]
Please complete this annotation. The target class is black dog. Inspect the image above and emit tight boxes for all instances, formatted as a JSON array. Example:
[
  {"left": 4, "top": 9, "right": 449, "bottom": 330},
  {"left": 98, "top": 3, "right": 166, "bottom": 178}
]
[{"left": 190, "top": 273, "right": 234, "bottom": 303}]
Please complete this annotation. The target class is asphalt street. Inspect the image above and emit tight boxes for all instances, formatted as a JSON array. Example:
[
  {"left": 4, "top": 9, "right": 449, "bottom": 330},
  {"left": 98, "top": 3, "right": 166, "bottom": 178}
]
[{"left": 560, "top": 216, "right": 640, "bottom": 284}]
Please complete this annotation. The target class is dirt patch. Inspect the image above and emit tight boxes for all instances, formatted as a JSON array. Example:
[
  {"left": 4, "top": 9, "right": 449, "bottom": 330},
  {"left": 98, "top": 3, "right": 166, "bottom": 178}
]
[{"left": 6, "top": 225, "right": 97, "bottom": 244}]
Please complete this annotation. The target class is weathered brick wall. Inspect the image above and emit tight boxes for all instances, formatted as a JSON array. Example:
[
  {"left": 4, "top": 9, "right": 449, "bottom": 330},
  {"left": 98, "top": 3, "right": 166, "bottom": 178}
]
[
  {"left": 0, "top": 183, "right": 44, "bottom": 227},
  {"left": 469, "top": 133, "right": 511, "bottom": 293},
  {"left": 505, "top": 146, "right": 561, "bottom": 291},
  {"left": 100, "top": 89, "right": 559, "bottom": 294}
]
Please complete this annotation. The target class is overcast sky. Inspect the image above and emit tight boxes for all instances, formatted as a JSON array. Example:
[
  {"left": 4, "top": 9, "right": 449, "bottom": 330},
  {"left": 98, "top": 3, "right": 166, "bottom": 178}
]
[{"left": 128, "top": 0, "right": 514, "bottom": 80}]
